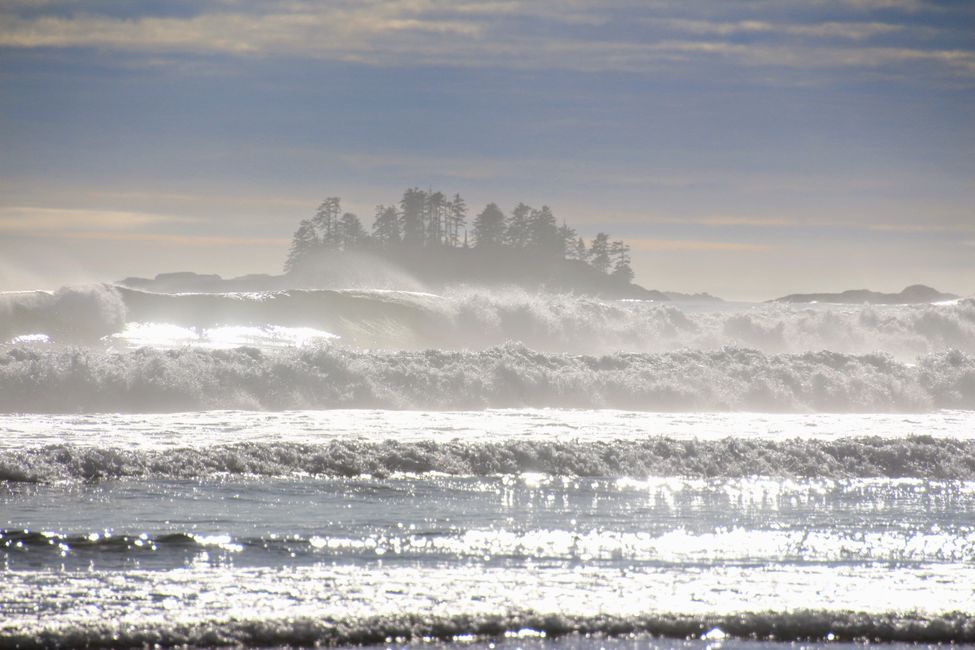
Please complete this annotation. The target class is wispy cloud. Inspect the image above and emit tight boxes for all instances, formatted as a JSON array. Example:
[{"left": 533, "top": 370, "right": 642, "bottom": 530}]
[
  {"left": 628, "top": 238, "right": 771, "bottom": 252},
  {"left": 84, "top": 190, "right": 311, "bottom": 211},
  {"left": 645, "top": 215, "right": 809, "bottom": 227},
  {"left": 653, "top": 18, "right": 907, "bottom": 41},
  {"left": 30, "top": 231, "right": 290, "bottom": 247},
  {"left": 0, "top": 1, "right": 971, "bottom": 79},
  {"left": 867, "top": 222, "right": 975, "bottom": 233},
  {"left": 0, "top": 206, "right": 186, "bottom": 231}
]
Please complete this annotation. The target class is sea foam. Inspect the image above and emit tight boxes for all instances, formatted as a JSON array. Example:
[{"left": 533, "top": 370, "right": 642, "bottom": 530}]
[
  {"left": 4, "top": 436, "right": 975, "bottom": 482},
  {"left": 4, "top": 285, "right": 975, "bottom": 357},
  {"left": 1, "top": 344, "right": 972, "bottom": 413}
]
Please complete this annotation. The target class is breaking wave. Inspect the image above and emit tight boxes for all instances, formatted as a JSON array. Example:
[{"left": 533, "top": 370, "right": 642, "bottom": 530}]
[
  {"left": 6, "top": 523, "right": 975, "bottom": 565},
  {"left": 1, "top": 344, "right": 973, "bottom": 413},
  {"left": 0, "top": 285, "right": 126, "bottom": 343},
  {"left": 2, "top": 285, "right": 975, "bottom": 357},
  {"left": 4, "top": 436, "right": 975, "bottom": 482},
  {"left": 0, "top": 601, "right": 972, "bottom": 647}
]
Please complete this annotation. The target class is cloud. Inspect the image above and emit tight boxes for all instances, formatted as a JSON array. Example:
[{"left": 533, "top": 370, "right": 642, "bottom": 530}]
[
  {"left": 628, "top": 238, "right": 772, "bottom": 252},
  {"left": 0, "top": 1, "right": 971, "bottom": 79},
  {"left": 654, "top": 18, "right": 906, "bottom": 40},
  {"left": 834, "top": 0, "right": 927, "bottom": 11},
  {"left": 0, "top": 206, "right": 184, "bottom": 232},
  {"left": 30, "top": 231, "right": 290, "bottom": 246},
  {"left": 867, "top": 222, "right": 975, "bottom": 233},
  {"left": 85, "top": 190, "right": 312, "bottom": 210},
  {"left": 646, "top": 215, "right": 807, "bottom": 227}
]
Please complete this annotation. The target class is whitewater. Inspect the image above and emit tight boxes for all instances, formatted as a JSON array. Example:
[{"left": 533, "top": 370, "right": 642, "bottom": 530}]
[{"left": 2, "top": 284, "right": 975, "bottom": 648}]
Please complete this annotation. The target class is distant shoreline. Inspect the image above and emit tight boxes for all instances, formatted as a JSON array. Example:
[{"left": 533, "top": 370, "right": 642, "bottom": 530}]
[{"left": 771, "top": 284, "right": 958, "bottom": 305}]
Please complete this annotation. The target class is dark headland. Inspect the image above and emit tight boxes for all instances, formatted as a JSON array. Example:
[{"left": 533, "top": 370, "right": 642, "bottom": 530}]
[
  {"left": 771, "top": 284, "right": 958, "bottom": 304},
  {"left": 117, "top": 266, "right": 688, "bottom": 301}
]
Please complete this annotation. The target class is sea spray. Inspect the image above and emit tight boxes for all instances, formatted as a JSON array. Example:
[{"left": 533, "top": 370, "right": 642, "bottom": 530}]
[
  {"left": 0, "top": 285, "right": 126, "bottom": 343},
  {"left": 4, "top": 285, "right": 975, "bottom": 357},
  {"left": 5, "top": 436, "right": 975, "bottom": 482},
  {"left": 1, "top": 344, "right": 972, "bottom": 413}
]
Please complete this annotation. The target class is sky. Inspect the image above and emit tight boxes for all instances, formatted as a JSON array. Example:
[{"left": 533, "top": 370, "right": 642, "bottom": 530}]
[{"left": 0, "top": 0, "right": 973, "bottom": 300}]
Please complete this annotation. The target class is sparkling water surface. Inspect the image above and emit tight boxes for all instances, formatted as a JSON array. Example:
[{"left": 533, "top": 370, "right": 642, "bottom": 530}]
[{"left": 3, "top": 411, "right": 975, "bottom": 646}]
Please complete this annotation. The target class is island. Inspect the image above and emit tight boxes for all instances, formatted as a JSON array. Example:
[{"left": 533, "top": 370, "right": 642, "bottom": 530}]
[
  {"left": 122, "top": 188, "right": 725, "bottom": 301},
  {"left": 772, "top": 284, "right": 958, "bottom": 304}
]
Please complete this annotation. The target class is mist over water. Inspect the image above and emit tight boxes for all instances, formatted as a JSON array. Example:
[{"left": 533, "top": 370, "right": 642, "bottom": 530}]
[
  {"left": 4, "top": 284, "right": 975, "bottom": 357},
  {"left": 5, "top": 0, "right": 974, "bottom": 641},
  {"left": 4, "top": 282, "right": 975, "bottom": 647},
  {"left": 2, "top": 344, "right": 973, "bottom": 413}
]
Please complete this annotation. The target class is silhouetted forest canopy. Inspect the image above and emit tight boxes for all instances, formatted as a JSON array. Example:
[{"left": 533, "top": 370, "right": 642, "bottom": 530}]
[{"left": 285, "top": 189, "right": 639, "bottom": 292}]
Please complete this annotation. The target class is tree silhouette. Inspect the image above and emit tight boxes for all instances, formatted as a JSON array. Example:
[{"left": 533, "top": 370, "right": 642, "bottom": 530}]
[
  {"left": 372, "top": 205, "right": 400, "bottom": 249},
  {"left": 609, "top": 240, "right": 634, "bottom": 283},
  {"left": 285, "top": 188, "right": 639, "bottom": 287},
  {"left": 284, "top": 219, "right": 319, "bottom": 272},
  {"left": 527, "top": 206, "right": 560, "bottom": 256},
  {"left": 400, "top": 188, "right": 426, "bottom": 247},
  {"left": 339, "top": 212, "right": 367, "bottom": 249},
  {"left": 505, "top": 203, "right": 531, "bottom": 249},
  {"left": 473, "top": 203, "right": 506, "bottom": 248},
  {"left": 449, "top": 193, "right": 467, "bottom": 247},
  {"left": 557, "top": 223, "right": 577, "bottom": 259},
  {"left": 312, "top": 197, "right": 342, "bottom": 248},
  {"left": 572, "top": 236, "right": 588, "bottom": 262},
  {"left": 589, "top": 233, "right": 611, "bottom": 273},
  {"left": 426, "top": 191, "right": 447, "bottom": 246}
]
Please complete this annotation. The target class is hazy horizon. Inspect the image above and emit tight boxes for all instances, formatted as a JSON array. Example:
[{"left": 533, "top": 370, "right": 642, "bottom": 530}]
[
  {"left": 4, "top": 4, "right": 975, "bottom": 644},
  {"left": 1, "top": 0, "right": 973, "bottom": 301}
]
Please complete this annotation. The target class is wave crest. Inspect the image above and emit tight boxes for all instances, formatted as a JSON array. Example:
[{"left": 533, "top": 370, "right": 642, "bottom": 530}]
[
  {"left": 2, "top": 344, "right": 972, "bottom": 413},
  {"left": 4, "top": 437, "right": 975, "bottom": 482},
  {"left": 4, "top": 286, "right": 975, "bottom": 357},
  {"left": 0, "top": 285, "right": 126, "bottom": 343},
  {"left": 2, "top": 344, "right": 973, "bottom": 413}
]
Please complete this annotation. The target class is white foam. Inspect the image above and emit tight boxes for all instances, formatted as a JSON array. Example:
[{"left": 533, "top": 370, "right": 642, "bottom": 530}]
[{"left": 108, "top": 322, "right": 339, "bottom": 349}]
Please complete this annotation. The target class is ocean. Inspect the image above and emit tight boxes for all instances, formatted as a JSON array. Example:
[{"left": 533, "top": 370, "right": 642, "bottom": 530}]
[{"left": 1, "top": 285, "right": 974, "bottom": 648}]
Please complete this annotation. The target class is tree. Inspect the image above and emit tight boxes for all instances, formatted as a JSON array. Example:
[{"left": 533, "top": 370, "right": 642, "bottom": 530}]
[
  {"left": 339, "top": 212, "right": 367, "bottom": 249},
  {"left": 527, "top": 205, "right": 560, "bottom": 256},
  {"left": 284, "top": 189, "right": 639, "bottom": 286},
  {"left": 425, "top": 191, "right": 447, "bottom": 246},
  {"left": 472, "top": 203, "right": 506, "bottom": 248},
  {"left": 312, "top": 197, "right": 342, "bottom": 248},
  {"left": 589, "top": 232, "right": 611, "bottom": 273},
  {"left": 372, "top": 204, "right": 401, "bottom": 249},
  {"left": 448, "top": 193, "right": 467, "bottom": 247},
  {"left": 284, "top": 219, "right": 319, "bottom": 272},
  {"left": 558, "top": 223, "right": 578, "bottom": 259},
  {"left": 573, "top": 236, "right": 588, "bottom": 262},
  {"left": 399, "top": 188, "right": 427, "bottom": 248},
  {"left": 609, "top": 240, "right": 634, "bottom": 283},
  {"left": 505, "top": 202, "right": 531, "bottom": 249}
]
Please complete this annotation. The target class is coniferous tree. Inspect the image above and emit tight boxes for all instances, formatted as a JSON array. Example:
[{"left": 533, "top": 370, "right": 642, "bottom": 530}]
[
  {"left": 449, "top": 193, "right": 467, "bottom": 247},
  {"left": 505, "top": 203, "right": 532, "bottom": 249},
  {"left": 557, "top": 223, "right": 577, "bottom": 259},
  {"left": 527, "top": 205, "right": 560, "bottom": 256},
  {"left": 372, "top": 205, "right": 401, "bottom": 249},
  {"left": 312, "top": 197, "right": 342, "bottom": 248},
  {"left": 287, "top": 189, "right": 638, "bottom": 285},
  {"left": 572, "top": 236, "right": 588, "bottom": 262},
  {"left": 426, "top": 191, "right": 447, "bottom": 245},
  {"left": 609, "top": 240, "right": 634, "bottom": 283},
  {"left": 589, "top": 232, "right": 611, "bottom": 273},
  {"left": 399, "top": 188, "right": 427, "bottom": 248},
  {"left": 284, "top": 218, "right": 319, "bottom": 272},
  {"left": 472, "top": 203, "right": 506, "bottom": 248},
  {"left": 339, "top": 212, "right": 367, "bottom": 249}
]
